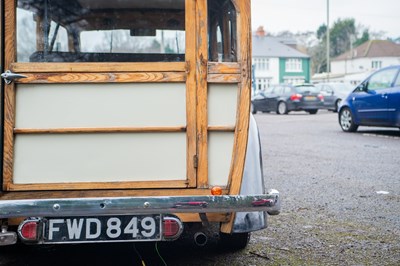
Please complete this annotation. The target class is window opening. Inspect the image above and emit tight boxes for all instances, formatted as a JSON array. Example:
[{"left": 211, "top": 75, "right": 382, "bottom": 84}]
[
  {"left": 16, "top": 0, "right": 186, "bottom": 62},
  {"left": 208, "top": 0, "right": 237, "bottom": 62}
]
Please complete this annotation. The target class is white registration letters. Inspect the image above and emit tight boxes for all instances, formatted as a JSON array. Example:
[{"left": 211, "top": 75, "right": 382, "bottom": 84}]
[
  {"left": 45, "top": 215, "right": 159, "bottom": 242},
  {"left": 86, "top": 218, "right": 101, "bottom": 239},
  {"left": 48, "top": 219, "right": 64, "bottom": 240},
  {"left": 66, "top": 218, "right": 84, "bottom": 239}
]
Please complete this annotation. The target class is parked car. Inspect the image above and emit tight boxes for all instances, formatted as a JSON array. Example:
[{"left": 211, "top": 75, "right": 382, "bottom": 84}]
[
  {"left": 315, "top": 82, "right": 354, "bottom": 112},
  {"left": 338, "top": 65, "right": 400, "bottom": 132},
  {"left": 251, "top": 84, "right": 324, "bottom": 115}
]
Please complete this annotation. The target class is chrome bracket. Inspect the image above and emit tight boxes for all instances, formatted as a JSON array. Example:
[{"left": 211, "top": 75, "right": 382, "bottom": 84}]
[{"left": 1, "top": 70, "right": 27, "bottom": 84}]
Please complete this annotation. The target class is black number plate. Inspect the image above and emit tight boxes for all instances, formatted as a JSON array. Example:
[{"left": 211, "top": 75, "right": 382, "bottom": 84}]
[{"left": 43, "top": 215, "right": 162, "bottom": 243}]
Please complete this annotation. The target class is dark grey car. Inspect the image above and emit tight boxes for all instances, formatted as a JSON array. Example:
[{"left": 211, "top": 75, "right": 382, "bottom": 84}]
[{"left": 251, "top": 84, "right": 324, "bottom": 115}]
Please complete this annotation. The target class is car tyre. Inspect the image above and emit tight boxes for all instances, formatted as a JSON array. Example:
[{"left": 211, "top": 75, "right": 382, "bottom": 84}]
[
  {"left": 334, "top": 99, "right": 341, "bottom": 113},
  {"left": 277, "top": 101, "right": 288, "bottom": 115},
  {"left": 339, "top": 107, "right": 358, "bottom": 132},
  {"left": 251, "top": 104, "right": 257, "bottom": 114},
  {"left": 219, "top": 232, "right": 250, "bottom": 251},
  {"left": 308, "top": 109, "right": 318, "bottom": 115}
]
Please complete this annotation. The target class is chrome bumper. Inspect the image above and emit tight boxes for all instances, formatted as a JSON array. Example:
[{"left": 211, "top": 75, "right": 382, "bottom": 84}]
[{"left": 0, "top": 191, "right": 280, "bottom": 219}]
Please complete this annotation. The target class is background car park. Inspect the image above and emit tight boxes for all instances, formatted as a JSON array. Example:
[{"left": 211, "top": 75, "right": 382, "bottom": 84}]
[
  {"left": 251, "top": 84, "right": 324, "bottom": 115},
  {"left": 315, "top": 82, "right": 354, "bottom": 112},
  {"left": 338, "top": 65, "right": 400, "bottom": 132}
]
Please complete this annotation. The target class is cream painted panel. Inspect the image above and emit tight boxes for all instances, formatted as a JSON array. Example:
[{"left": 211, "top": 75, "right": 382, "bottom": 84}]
[
  {"left": 15, "top": 83, "right": 186, "bottom": 128},
  {"left": 208, "top": 132, "right": 234, "bottom": 187},
  {"left": 13, "top": 133, "right": 186, "bottom": 184},
  {"left": 208, "top": 84, "right": 238, "bottom": 126}
]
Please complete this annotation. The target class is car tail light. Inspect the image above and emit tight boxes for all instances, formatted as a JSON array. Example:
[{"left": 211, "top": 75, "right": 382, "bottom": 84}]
[
  {"left": 18, "top": 219, "right": 41, "bottom": 242},
  {"left": 290, "top": 94, "right": 302, "bottom": 101},
  {"left": 252, "top": 198, "right": 274, "bottom": 207},
  {"left": 163, "top": 217, "right": 183, "bottom": 240},
  {"left": 318, "top": 94, "right": 324, "bottom": 101}
]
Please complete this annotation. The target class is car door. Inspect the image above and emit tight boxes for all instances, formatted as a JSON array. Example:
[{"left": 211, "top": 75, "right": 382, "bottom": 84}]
[
  {"left": 268, "top": 86, "right": 282, "bottom": 111},
  {"left": 320, "top": 85, "right": 335, "bottom": 108},
  {"left": 1, "top": 0, "right": 199, "bottom": 191},
  {"left": 388, "top": 70, "right": 400, "bottom": 126},
  {"left": 353, "top": 67, "right": 398, "bottom": 126},
  {"left": 252, "top": 91, "right": 269, "bottom": 112}
]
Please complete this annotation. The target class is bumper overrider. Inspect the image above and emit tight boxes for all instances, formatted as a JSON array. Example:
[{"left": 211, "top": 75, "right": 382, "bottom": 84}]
[{"left": 0, "top": 190, "right": 280, "bottom": 245}]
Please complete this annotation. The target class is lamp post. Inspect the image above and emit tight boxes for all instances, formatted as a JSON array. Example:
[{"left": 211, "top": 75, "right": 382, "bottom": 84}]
[{"left": 326, "top": 0, "right": 330, "bottom": 82}]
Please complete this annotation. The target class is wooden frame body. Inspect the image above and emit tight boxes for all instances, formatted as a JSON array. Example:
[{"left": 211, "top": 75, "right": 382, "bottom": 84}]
[{"left": 0, "top": 0, "right": 252, "bottom": 226}]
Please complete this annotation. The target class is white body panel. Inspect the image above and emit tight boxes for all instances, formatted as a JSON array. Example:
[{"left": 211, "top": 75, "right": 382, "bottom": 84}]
[
  {"left": 207, "top": 84, "right": 237, "bottom": 186},
  {"left": 15, "top": 83, "right": 186, "bottom": 128},
  {"left": 208, "top": 132, "right": 234, "bottom": 186},
  {"left": 13, "top": 83, "right": 238, "bottom": 186},
  {"left": 14, "top": 133, "right": 186, "bottom": 184}
]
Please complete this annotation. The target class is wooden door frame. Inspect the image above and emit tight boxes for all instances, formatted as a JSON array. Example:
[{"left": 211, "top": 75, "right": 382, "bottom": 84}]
[{"left": 2, "top": 0, "right": 197, "bottom": 191}]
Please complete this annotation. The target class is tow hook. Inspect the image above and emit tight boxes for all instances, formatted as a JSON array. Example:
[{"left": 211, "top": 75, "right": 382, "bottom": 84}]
[{"left": 0, "top": 225, "right": 17, "bottom": 246}]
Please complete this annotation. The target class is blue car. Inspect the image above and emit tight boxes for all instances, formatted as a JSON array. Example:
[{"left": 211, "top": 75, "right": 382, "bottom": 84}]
[{"left": 338, "top": 65, "right": 400, "bottom": 132}]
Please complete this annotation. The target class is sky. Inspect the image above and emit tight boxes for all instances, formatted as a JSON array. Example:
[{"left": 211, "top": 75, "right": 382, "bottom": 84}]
[{"left": 251, "top": 0, "right": 400, "bottom": 38}]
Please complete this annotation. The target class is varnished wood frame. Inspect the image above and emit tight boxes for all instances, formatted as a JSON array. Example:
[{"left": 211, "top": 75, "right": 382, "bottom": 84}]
[
  {"left": 1, "top": 0, "right": 252, "bottom": 230},
  {"left": 0, "top": 0, "right": 3, "bottom": 191},
  {"left": 2, "top": 0, "right": 196, "bottom": 191},
  {"left": 220, "top": 0, "right": 252, "bottom": 233}
]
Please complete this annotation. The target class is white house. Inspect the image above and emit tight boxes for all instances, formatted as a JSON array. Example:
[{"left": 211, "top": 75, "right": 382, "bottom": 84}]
[
  {"left": 252, "top": 27, "right": 311, "bottom": 93},
  {"left": 328, "top": 40, "right": 400, "bottom": 84}
]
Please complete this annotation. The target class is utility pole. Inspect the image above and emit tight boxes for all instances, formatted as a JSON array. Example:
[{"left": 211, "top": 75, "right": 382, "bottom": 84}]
[{"left": 326, "top": 0, "right": 330, "bottom": 82}]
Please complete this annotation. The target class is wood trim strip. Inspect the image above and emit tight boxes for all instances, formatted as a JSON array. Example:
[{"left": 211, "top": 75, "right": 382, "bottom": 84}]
[
  {"left": 185, "top": 0, "right": 198, "bottom": 188},
  {"left": 2, "top": 0, "right": 16, "bottom": 190},
  {"left": 0, "top": 188, "right": 229, "bottom": 200},
  {"left": 221, "top": 0, "right": 252, "bottom": 234},
  {"left": 207, "top": 126, "right": 235, "bottom": 132},
  {"left": 207, "top": 74, "right": 241, "bottom": 83},
  {"left": 6, "top": 180, "right": 190, "bottom": 191},
  {"left": 195, "top": 0, "right": 209, "bottom": 189},
  {"left": 208, "top": 62, "right": 241, "bottom": 74},
  {"left": 14, "top": 127, "right": 187, "bottom": 134},
  {"left": 16, "top": 72, "right": 186, "bottom": 83},
  {"left": 10, "top": 62, "right": 187, "bottom": 73}
]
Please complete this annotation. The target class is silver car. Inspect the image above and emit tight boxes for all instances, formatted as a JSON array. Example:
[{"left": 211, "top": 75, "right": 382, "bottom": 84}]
[{"left": 316, "top": 82, "right": 354, "bottom": 112}]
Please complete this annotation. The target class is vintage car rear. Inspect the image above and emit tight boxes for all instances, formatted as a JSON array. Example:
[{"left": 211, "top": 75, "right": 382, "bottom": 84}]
[{"left": 0, "top": 0, "right": 280, "bottom": 249}]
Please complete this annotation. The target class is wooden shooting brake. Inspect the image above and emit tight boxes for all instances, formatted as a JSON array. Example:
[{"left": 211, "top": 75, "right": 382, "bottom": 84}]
[{"left": 0, "top": 0, "right": 280, "bottom": 249}]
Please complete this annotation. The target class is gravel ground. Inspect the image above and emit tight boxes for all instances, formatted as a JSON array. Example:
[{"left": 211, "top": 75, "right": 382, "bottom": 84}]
[
  {"left": 246, "top": 111, "right": 400, "bottom": 266},
  {"left": 159, "top": 111, "right": 400, "bottom": 266}
]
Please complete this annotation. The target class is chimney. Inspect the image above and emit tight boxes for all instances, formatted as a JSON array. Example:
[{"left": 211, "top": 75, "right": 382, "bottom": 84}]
[{"left": 256, "top": 26, "right": 266, "bottom": 37}]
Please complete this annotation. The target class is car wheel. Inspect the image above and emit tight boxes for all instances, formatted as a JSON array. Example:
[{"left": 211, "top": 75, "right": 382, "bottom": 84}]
[
  {"left": 277, "top": 101, "right": 288, "bottom": 115},
  {"left": 339, "top": 107, "right": 358, "bottom": 132},
  {"left": 251, "top": 104, "right": 257, "bottom": 114},
  {"left": 308, "top": 109, "right": 318, "bottom": 115},
  {"left": 334, "top": 99, "right": 341, "bottom": 113},
  {"left": 219, "top": 232, "right": 250, "bottom": 251}
]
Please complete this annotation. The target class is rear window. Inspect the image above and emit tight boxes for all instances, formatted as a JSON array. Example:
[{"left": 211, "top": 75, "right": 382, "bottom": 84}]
[
  {"left": 295, "top": 85, "right": 319, "bottom": 94},
  {"left": 17, "top": 0, "right": 185, "bottom": 62}
]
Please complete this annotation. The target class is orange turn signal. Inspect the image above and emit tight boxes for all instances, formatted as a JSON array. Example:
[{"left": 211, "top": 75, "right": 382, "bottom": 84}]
[{"left": 211, "top": 186, "right": 222, "bottom": 195}]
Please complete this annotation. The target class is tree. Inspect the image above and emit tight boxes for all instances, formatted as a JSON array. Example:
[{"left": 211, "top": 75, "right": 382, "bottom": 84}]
[
  {"left": 317, "top": 25, "right": 327, "bottom": 40},
  {"left": 309, "top": 42, "right": 328, "bottom": 74},
  {"left": 311, "top": 18, "right": 370, "bottom": 74},
  {"left": 353, "top": 30, "right": 369, "bottom": 47},
  {"left": 329, "top": 18, "right": 356, "bottom": 57}
]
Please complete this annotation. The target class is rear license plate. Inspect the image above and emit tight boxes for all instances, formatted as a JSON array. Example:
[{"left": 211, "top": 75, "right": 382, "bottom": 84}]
[
  {"left": 304, "top": 96, "right": 316, "bottom": 101},
  {"left": 43, "top": 215, "right": 162, "bottom": 243}
]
